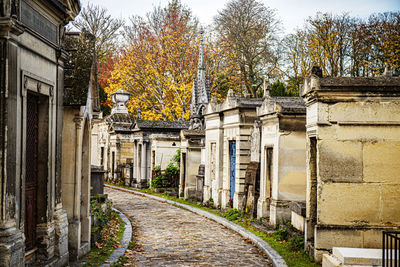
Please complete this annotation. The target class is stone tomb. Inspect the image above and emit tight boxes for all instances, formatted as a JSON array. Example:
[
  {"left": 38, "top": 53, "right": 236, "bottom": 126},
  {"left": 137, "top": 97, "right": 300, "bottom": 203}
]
[
  {"left": 256, "top": 96, "right": 307, "bottom": 226},
  {"left": 243, "top": 161, "right": 261, "bottom": 218},
  {"left": 0, "top": 0, "right": 80, "bottom": 265},
  {"left": 180, "top": 130, "right": 205, "bottom": 200},
  {"left": 204, "top": 91, "right": 263, "bottom": 210},
  {"left": 132, "top": 120, "right": 188, "bottom": 188},
  {"left": 302, "top": 68, "right": 400, "bottom": 261}
]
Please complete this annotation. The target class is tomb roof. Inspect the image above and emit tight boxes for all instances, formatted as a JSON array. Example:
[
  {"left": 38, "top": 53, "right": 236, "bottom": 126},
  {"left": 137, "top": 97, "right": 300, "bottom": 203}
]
[
  {"left": 106, "top": 113, "right": 135, "bottom": 133},
  {"left": 302, "top": 66, "right": 400, "bottom": 101},
  {"left": 135, "top": 120, "right": 189, "bottom": 131},
  {"left": 257, "top": 97, "right": 306, "bottom": 116}
]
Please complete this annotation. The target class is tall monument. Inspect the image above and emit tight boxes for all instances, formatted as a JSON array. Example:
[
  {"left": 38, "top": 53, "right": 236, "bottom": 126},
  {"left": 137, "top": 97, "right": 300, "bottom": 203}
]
[{"left": 189, "top": 28, "right": 210, "bottom": 130}]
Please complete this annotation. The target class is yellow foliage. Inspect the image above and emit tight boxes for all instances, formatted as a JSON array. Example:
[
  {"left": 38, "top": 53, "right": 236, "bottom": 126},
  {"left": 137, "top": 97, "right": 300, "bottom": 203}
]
[{"left": 105, "top": 21, "right": 198, "bottom": 121}]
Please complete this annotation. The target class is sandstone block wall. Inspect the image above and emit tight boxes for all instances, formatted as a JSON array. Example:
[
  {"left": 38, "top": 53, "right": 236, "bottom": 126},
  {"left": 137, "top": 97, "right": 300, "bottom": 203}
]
[{"left": 302, "top": 74, "right": 400, "bottom": 262}]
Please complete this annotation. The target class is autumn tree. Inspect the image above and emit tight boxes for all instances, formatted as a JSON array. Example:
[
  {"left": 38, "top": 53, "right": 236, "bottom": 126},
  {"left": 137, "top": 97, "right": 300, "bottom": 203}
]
[
  {"left": 366, "top": 12, "right": 400, "bottom": 75},
  {"left": 281, "top": 30, "right": 312, "bottom": 94},
  {"left": 72, "top": 4, "right": 124, "bottom": 62},
  {"left": 106, "top": 0, "right": 199, "bottom": 121},
  {"left": 205, "top": 30, "right": 242, "bottom": 101},
  {"left": 214, "top": 0, "right": 280, "bottom": 97},
  {"left": 280, "top": 11, "right": 400, "bottom": 92}
]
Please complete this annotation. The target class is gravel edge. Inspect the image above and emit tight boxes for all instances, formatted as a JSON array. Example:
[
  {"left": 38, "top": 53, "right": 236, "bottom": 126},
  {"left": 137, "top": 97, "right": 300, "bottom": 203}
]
[{"left": 105, "top": 184, "right": 288, "bottom": 267}]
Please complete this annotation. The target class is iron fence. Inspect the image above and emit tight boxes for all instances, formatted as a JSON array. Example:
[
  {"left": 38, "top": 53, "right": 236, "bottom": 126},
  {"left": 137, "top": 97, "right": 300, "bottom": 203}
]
[{"left": 383, "top": 231, "right": 400, "bottom": 267}]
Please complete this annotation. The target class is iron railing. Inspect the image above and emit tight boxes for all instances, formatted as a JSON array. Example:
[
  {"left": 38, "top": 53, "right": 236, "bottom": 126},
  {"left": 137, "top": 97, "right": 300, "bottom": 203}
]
[{"left": 383, "top": 231, "right": 400, "bottom": 267}]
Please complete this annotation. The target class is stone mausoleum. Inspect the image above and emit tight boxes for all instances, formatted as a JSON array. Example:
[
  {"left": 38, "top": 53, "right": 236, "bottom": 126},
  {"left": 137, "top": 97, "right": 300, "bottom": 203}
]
[
  {"left": 91, "top": 89, "right": 188, "bottom": 188},
  {"left": 133, "top": 118, "right": 188, "bottom": 188},
  {"left": 203, "top": 91, "right": 263, "bottom": 210},
  {"left": 0, "top": 0, "right": 80, "bottom": 265},
  {"left": 302, "top": 67, "right": 400, "bottom": 261},
  {"left": 256, "top": 93, "right": 307, "bottom": 226}
]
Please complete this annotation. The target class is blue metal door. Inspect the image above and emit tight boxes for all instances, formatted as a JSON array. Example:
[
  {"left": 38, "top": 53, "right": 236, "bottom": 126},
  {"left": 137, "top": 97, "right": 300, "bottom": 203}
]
[{"left": 229, "top": 141, "right": 236, "bottom": 201}]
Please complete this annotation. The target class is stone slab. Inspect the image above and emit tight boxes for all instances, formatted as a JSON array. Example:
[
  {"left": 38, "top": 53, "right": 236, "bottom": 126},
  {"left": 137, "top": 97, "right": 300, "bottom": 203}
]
[
  {"left": 322, "top": 253, "right": 342, "bottom": 267},
  {"left": 291, "top": 211, "right": 305, "bottom": 232},
  {"left": 333, "top": 247, "right": 382, "bottom": 266}
]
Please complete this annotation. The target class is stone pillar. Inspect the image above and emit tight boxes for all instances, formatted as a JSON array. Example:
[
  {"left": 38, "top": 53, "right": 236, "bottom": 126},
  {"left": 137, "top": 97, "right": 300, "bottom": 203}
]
[
  {"left": 0, "top": 27, "right": 25, "bottom": 267},
  {"left": 53, "top": 50, "right": 69, "bottom": 266},
  {"left": 141, "top": 142, "right": 147, "bottom": 181},
  {"left": 68, "top": 115, "right": 83, "bottom": 260},
  {"left": 133, "top": 141, "right": 137, "bottom": 180}
]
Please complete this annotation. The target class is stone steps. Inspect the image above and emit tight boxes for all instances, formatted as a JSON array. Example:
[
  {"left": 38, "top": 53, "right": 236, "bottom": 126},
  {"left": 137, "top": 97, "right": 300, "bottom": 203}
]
[{"left": 322, "top": 247, "right": 398, "bottom": 267}]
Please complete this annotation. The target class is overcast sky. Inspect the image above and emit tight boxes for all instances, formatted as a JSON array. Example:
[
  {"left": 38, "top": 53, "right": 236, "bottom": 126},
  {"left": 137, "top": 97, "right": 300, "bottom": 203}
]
[{"left": 80, "top": 0, "right": 400, "bottom": 34}]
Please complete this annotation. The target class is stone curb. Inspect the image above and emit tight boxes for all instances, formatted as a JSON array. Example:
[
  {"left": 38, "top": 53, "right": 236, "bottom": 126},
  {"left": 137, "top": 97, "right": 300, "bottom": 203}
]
[
  {"left": 105, "top": 184, "right": 288, "bottom": 267},
  {"left": 100, "top": 207, "right": 132, "bottom": 267}
]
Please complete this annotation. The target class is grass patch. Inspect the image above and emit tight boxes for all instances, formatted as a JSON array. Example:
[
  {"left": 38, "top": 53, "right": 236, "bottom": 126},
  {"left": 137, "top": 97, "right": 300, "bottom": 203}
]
[
  {"left": 105, "top": 183, "right": 320, "bottom": 267},
  {"left": 82, "top": 201, "right": 126, "bottom": 266}
]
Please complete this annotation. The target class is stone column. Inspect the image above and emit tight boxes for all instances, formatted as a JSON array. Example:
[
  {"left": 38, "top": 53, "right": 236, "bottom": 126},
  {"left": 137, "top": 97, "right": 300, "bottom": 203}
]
[
  {"left": 67, "top": 115, "right": 83, "bottom": 260},
  {"left": 0, "top": 27, "right": 25, "bottom": 267},
  {"left": 133, "top": 141, "right": 137, "bottom": 180},
  {"left": 141, "top": 142, "right": 147, "bottom": 181},
  {"left": 53, "top": 49, "right": 69, "bottom": 266}
]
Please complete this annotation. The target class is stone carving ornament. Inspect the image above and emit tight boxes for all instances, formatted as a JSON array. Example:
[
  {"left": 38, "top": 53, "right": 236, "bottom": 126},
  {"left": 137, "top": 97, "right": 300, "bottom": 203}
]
[
  {"left": 250, "top": 120, "right": 261, "bottom": 162},
  {"left": 189, "top": 117, "right": 202, "bottom": 130}
]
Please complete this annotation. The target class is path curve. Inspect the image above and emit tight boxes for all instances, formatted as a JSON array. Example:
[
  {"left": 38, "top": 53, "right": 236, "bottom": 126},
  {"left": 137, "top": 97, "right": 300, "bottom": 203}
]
[{"left": 106, "top": 187, "right": 272, "bottom": 266}]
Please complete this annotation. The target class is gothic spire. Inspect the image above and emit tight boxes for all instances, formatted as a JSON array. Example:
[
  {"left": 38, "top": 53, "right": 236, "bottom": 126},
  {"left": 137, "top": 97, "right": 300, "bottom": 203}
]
[
  {"left": 189, "top": 27, "right": 210, "bottom": 130},
  {"left": 198, "top": 27, "right": 205, "bottom": 71}
]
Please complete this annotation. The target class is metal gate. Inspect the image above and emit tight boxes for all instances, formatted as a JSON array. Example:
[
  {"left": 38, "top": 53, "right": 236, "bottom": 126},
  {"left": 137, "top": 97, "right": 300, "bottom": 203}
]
[
  {"left": 383, "top": 231, "right": 400, "bottom": 267},
  {"left": 229, "top": 141, "right": 236, "bottom": 201},
  {"left": 25, "top": 94, "right": 39, "bottom": 251}
]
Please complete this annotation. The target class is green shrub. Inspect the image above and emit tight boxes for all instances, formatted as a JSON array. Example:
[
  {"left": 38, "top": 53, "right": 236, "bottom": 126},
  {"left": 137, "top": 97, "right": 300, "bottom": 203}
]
[
  {"left": 165, "top": 162, "right": 179, "bottom": 175},
  {"left": 288, "top": 236, "right": 304, "bottom": 251},
  {"left": 274, "top": 227, "right": 289, "bottom": 241},
  {"left": 153, "top": 165, "right": 161, "bottom": 171},
  {"left": 151, "top": 175, "right": 165, "bottom": 188},
  {"left": 91, "top": 199, "right": 113, "bottom": 234},
  {"left": 172, "top": 148, "right": 181, "bottom": 163},
  {"left": 223, "top": 208, "right": 241, "bottom": 221}
]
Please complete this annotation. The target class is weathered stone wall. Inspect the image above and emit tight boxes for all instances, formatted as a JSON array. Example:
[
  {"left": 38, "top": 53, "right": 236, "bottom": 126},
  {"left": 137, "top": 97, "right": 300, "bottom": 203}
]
[
  {"left": 222, "top": 108, "right": 258, "bottom": 210},
  {"left": 61, "top": 107, "right": 91, "bottom": 260},
  {"left": 204, "top": 113, "right": 224, "bottom": 206},
  {"left": 277, "top": 130, "right": 306, "bottom": 201},
  {"left": 257, "top": 99, "right": 307, "bottom": 225},
  {"left": 151, "top": 139, "right": 179, "bottom": 170},
  {"left": 119, "top": 137, "right": 134, "bottom": 165},
  {"left": 91, "top": 119, "right": 110, "bottom": 170},
  {"left": 0, "top": 0, "right": 80, "bottom": 264},
  {"left": 302, "top": 74, "right": 400, "bottom": 261},
  {"left": 181, "top": 146, "right": 201, "bottom": 199}
]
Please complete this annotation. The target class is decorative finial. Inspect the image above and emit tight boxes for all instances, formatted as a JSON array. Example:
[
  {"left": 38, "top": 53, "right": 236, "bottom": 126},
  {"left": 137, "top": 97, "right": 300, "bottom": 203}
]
[
  {"left": 110, "top": 88, "right": 131, "bottom": 115},
  {"left": 137, "top": 108, "right": 141, "bottom": 119},
  {"left": 383, "top": 63, "right": 392, "bottom": 77}
]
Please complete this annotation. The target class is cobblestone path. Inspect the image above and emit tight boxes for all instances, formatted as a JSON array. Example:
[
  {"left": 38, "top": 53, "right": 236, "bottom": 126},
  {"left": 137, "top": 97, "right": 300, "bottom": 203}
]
[{"left": 105, "top": 187, "right": 272, "bottom": 266}]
